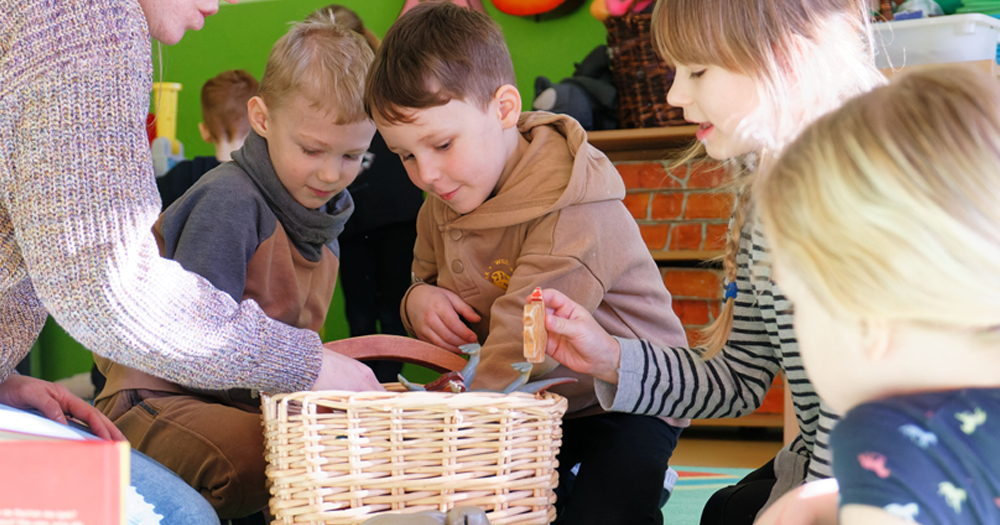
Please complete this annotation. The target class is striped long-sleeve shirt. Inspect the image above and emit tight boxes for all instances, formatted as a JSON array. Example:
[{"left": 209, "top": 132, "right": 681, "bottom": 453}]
[
  {"left": 595, "top": 218, "right": 838, "bottom": 484},
  {"left": 0, "top": 0, "right": 322, "bottom": 392}
]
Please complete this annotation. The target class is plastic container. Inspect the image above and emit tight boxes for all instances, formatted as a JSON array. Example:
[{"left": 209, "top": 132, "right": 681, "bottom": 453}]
[{"left": 873, "top": 13, "right": 1000, "bottom": 69}]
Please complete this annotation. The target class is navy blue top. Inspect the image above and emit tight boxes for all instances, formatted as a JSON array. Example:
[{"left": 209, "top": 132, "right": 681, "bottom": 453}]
[
  {"left": 832, "top": 388, "right": 1000, "bottom": 524},
  {"left": 156, "top": 156, "right": 221, "bottom": 210}
]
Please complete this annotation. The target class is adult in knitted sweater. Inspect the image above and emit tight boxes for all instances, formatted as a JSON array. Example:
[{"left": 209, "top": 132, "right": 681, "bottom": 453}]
[{"left": 1, "top": 0, "right": 376, "bottom": 521}]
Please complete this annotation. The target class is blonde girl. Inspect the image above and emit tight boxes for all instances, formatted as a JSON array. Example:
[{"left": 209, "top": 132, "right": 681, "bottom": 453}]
[
  {"left": 540, "top": 0, "right": 884, "bottom": 521},
  {"left": 754, "top": 65, "right": 1000, "bottom": 525}
]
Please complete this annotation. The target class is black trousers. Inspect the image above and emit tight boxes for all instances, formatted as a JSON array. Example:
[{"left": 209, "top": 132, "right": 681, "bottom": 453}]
[
  {"left": 700, "top": 458, "right": 776, "bottom": 525},
  {"left": 554, "top": 413, "right": 682, "bottom": 525},
  {"left": 338, "top": 221, "right": 417, "bottom": 383}
]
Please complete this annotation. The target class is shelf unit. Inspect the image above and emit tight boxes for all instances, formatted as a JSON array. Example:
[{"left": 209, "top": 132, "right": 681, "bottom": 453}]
[
  {"left": 588, "top": 125, "right": 698, "bottom": 162},
  {"left": 589, "top": 125, "right": 725, "bottom": 262}
]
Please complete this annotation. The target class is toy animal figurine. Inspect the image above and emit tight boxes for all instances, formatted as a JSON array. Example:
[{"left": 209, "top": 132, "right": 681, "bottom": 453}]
[
  {"left": 523, "top": 287, "right": 547, "bottom": 363},
  {"left": 360, "top": 506, "right": 490, "bottom": 525},
  {"left": 397, "top": 344, "right": 480, "bottom": 392},
  {"left": 397, "top": 343, "right": 577, "bottom": 394},
  {"left": 532, "top": 46, "right": 618, "bottom": 131}
]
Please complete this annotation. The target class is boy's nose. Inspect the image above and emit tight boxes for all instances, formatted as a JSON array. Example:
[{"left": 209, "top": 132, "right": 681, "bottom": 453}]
[
  {"left": 317, "top": 164, "right": 341, "bottom": 184},
  {"left": 415, "top": 158, "right": 441, "bottom": 186}
]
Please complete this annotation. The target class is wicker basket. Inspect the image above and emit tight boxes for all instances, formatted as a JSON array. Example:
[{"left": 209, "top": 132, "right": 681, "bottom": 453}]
[
  {"left": 605, "top": 14, "right": 687, "bottom": 128},
  {"left": 262, "top": 385, "right": 567, "bottom": 525}
]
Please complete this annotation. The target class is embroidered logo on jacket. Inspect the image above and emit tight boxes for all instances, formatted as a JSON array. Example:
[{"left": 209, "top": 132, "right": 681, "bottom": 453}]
[{"left": 484, "top": 258, "right": 513, "bottom": 290}]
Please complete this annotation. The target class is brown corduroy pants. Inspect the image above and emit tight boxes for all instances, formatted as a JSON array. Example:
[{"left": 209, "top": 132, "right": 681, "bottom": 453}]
[{"left": 97, "top": 389, "right": 268, "bottom": 520}]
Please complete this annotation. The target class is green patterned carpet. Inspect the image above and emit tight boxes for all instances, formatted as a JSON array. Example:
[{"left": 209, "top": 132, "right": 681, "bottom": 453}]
[{"left": 661, "top": 466, "right": 752, "bottom": 524}]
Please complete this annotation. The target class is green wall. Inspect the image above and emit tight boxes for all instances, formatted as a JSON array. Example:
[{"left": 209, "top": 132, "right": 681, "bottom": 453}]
[
  {"left": 157, "top": 0, "right": 608, "bottom": 159},
  {"left": 37, "top": 0, "right": 607, "bottom": 381}
]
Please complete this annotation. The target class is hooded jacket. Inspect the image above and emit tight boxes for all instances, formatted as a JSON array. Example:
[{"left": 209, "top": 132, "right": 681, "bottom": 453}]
[{"left": 402, "top": 112, "right": 687, "bottom": 412}]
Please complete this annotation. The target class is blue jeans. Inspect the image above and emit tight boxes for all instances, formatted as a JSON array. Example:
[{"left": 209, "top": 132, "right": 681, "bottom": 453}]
[
  {"left": 128, "top": 448, "right": 220, "bottom": 525},
  {"left": 1, "top": 405, "right": 219, "bottom": 525}
]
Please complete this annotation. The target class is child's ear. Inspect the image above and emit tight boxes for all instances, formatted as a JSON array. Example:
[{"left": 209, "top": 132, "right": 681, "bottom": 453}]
[
  {"left": 494, "top": 84, "right": 522, "bottom": 130},
  {"left": 247, "top": 96, "right": 271, "bottom": 138},
  {"left": 859, "top": 318, "right": 893, "bottom": 363},
  {"left": 198, "top": 122, "right": 215, "bottom": 144}
]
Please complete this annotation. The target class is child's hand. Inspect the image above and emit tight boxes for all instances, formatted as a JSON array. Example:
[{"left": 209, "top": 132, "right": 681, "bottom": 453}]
[
  {"left": 406, "top": 284, "right": 481, "bottom": 352},
  {"left": 541, "top": 288, "right": 621, "bottom": 385},
  {"left": 755, "top": 478, "right": 840, "bottom": 525},
  {"left": 312, "top": 349, "right": 386, "bottom": 392}
]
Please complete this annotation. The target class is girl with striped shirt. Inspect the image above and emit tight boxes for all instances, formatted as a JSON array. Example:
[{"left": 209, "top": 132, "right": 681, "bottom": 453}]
[{"left": 540, "top": 0, "right": 885, "bottom": 522}]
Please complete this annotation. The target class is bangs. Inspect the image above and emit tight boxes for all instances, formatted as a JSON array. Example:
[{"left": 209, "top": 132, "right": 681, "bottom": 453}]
[{"left": 652, "top": 0, "right": 759, "bottom": 72}]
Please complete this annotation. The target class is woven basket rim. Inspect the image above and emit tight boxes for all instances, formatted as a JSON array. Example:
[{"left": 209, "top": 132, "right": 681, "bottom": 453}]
[{"left": 262, "top": 389, "right": 568, "bottom": 412}]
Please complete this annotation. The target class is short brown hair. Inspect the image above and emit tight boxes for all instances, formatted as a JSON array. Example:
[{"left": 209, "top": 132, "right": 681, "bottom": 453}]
[
  {"left": 257, "top": 17, "right": 374, "bottom": 124},
  {"left": 201, "top": 70, "right": 258, "bottom": 142},
  {"left": 365, "top": 2, "right": 516, "bottom": 124}
]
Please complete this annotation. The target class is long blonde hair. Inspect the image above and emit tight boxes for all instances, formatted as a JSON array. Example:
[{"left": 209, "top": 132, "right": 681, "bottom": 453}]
[
  {"left": 651, "top": 0, "right": 887, "bottom": 357},
  {"left": 759, "top": 66, "right": 1000, "bottom": 334}
]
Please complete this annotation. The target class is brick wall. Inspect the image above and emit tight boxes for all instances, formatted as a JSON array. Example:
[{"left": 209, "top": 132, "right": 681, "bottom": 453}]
[
  {"left": 616, "top": 159, "right": 784, "bottom": 417},
  {"left": 617, "top": 159, "right": 729, "bottom": 342},
  {"left": 619, "top": 160, "right": 732, "bottom": 253}
]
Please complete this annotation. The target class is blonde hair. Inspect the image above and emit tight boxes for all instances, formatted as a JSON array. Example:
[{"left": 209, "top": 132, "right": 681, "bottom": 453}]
[
  {"left": 759, "top": 66, "right": 1000, "bottom": 335},
  {"left": 651, "top": 0, "right": 887, "bottom": 357},
  {"left": 257, "top": 16, "right": 374, "bottom": 124},
  {"left": 305, "top": 4, "right": 381, "bottom": 52}
]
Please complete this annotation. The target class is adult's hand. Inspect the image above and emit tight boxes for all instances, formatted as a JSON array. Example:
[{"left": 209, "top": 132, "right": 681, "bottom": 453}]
[
  {"left": 0, "top": 374, "right": 125, "bottom": 441},
  {"left": 311, "top": 349, "right": 386, "bottom": 392}
]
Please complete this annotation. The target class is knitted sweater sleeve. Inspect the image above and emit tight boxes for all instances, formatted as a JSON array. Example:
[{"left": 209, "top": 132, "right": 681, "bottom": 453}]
[{"left": 0, "top": 0, "right": 322, "bottom": 392}]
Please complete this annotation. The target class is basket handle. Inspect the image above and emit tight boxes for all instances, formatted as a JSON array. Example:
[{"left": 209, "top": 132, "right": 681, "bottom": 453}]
[{"left": 323, "top": 335, "right": 468, "bottom": 373}]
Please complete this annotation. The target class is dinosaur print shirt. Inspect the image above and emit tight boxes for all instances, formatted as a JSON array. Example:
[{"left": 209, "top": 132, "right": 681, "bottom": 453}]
[{"left": 832, "top": 388, "right": 1000, "bottom": 524}]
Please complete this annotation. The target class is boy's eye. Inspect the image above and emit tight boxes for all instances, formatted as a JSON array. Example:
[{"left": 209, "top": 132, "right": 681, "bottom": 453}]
[
  {"left": 435, "top": 140, "right": 451, "bottom": 151},
  {"left": 690, "top": 69, "right": 707, "bottom": 79},
  {"left": 302, "top": 147, "right": 321, "bottom": 156},
  {"left": 400, "top": 153, "right": 414, "bottom": 162}
]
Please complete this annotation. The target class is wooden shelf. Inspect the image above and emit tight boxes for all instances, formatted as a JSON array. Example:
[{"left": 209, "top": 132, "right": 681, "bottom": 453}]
[
  {"left": 690, "top": 413, "right": 784, "bottom": 428},
  {"left": 588, "top": 125, "right": 698, "bottom": 162},
  {"left": 879, "top": 59, "right": 999, "bottom": 80},
  {"left": 650, "top": 249, "right": 723, "bottom": 262}
]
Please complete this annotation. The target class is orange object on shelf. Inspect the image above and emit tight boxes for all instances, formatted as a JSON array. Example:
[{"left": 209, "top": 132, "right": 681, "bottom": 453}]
[{"left": 493, "top": 0, "right": 566, "bottom": 16}]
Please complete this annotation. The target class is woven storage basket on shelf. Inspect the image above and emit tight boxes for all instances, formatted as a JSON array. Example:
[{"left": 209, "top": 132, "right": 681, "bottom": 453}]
[
  {"left": 605, "top": 13, "right": 687, "bottom": 128},
  {"left": 262, "top": 385, "right": 567, "bottom": 525}
]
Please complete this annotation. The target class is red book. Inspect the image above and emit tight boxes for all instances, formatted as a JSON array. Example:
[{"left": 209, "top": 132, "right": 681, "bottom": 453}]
[{"left": 0, "top": 409, "right": 128, "bottom": 525}]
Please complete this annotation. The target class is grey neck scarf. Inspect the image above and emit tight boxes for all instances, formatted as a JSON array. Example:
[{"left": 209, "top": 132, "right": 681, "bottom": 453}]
[{"left": 233, "top": 130, "right": 353, "bottom": 262}]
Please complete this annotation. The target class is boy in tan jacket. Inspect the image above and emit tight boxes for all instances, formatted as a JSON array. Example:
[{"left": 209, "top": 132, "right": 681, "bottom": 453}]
[{"left": 365, "top": 4, "right": 688, "bottom": 524}]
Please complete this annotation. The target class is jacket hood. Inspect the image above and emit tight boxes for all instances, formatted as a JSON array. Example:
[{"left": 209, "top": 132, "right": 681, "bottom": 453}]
[{"left": 447, "top": 111, "right": 624, "bottom": 230}]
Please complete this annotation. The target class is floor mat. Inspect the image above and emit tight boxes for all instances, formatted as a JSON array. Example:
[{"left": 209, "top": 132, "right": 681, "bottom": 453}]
[{"left": 661, "top": 466, "right": 752, "bottom": 524}]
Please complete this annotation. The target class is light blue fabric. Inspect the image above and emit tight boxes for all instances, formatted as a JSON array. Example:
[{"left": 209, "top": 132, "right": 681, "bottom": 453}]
[
  {"left": 128, "top": 449, "right": 219, "bottom": 525},
  {"left": 1, "top": 404, "right": 219, "bottom": 525}
]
